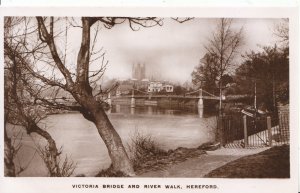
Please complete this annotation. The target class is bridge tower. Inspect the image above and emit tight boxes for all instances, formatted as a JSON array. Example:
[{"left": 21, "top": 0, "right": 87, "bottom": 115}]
[
  {"left": 198, "top": 89, "right": 204, "bottom": 118},
  {"left": 131, "top": 89, "right": 136, "bottom": 108}
]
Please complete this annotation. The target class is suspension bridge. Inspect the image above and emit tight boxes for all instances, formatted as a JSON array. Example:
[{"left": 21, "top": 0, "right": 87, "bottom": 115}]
[
  {"left": 107, "top": 88, "right": 225, "bottom": 109},
  {"left": 111, "top": 88, "right": 223, "bottom": 100},
  {"left": 108, "top": 88, "right": 225, "bottom": 100},
  {"left": 44, "top": 88, "right": 224, "bottom": 108},
  {"left": 41, "top": 88, "right": 224, "bottom": 117}
]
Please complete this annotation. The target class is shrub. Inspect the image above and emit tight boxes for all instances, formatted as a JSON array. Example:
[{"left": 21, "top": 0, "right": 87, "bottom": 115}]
[
  {"left": 38, "top": 145, "right": 76, "bottom": 177},
  {"left": 95, "top": 165, "right": 128, "bottom": 177},
  {"left": 127, "top": 131, "right": 167, "bottom": 170}
]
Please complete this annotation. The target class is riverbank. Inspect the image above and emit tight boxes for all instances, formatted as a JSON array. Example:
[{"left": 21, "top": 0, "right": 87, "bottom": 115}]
[
  {"left": 138, "top": 145, "right": 271, "bottom": 177},
  {"left": 88, "top": 139, "right": 288, "bottom": 178},
  {"left": 96, "top": 142, "right": 222, "bottom": 177}
]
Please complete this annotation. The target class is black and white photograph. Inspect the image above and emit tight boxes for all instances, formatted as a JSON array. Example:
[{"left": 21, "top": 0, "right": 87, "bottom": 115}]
[{"left": 0, "top": 5, "right": 298, "bottom": 193}]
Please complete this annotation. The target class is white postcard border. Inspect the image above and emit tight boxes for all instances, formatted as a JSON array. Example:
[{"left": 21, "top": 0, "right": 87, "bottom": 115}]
[{"left": 0, "top": 6, "right": 298, "bottom": 193}]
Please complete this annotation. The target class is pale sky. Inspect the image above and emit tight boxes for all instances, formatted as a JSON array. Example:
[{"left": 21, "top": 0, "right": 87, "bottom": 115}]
[
  {"left": 93, "top": 18, "right": 282, "bottom": 84},
  {"left": 17, "top": 17, "right": 282, "bottom": 84}
]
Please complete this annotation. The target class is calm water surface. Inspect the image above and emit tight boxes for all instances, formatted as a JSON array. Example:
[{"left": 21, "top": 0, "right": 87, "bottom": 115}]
[{"left": 13, "top": 105, "right": 217, "bottom": 176}]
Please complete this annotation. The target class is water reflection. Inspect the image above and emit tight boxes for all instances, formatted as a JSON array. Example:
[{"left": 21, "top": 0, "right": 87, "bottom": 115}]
[
  {"left": 116, "top": 104, "right": 121, "bottom": 113},
  {"left": 107, "top": 104, "right": 212, "bottom": 117},
  {"left": 130, "top": 107, "right": 135, "bottom": 115},
  {"left": 147, "top": 106, "right": 153, "bottom": 115},
  {"left": 198, "top": 106, "right": 203, "bottom": 118}
]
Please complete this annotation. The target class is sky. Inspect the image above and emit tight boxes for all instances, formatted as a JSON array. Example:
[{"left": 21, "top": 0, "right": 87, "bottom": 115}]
[
  {"left": 93, "top": 18, "right": 282, "bottom": 84},
  {"left": 16, "top": 17, "right": 282, "bottom": 85}
]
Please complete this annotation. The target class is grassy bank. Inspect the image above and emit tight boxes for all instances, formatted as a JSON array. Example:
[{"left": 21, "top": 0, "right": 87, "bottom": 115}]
[
  {"left": 96, "top": 139, "right": 218, "bottom": 177},
  {"left": 205, "top": 145, "right": 290, "bottom": 178},
  {"left": 95, "top": 146, "right": 207, "bottom": 177}
]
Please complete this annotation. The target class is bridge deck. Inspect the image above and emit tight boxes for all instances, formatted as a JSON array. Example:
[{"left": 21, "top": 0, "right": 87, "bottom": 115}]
[{"left": 112, "top": 95, "right": 221, "bottom": 100}]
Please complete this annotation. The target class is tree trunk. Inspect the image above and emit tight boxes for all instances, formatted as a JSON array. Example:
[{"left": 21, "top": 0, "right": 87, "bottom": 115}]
[
  {"left": 4, "top": 95, "right": 16, "bottom": 177},
  {"left": 77, "top": 94, "right": 135, "bottom": 176},
  {"left": 4, "top": 127, "right": 16, "bottom": 177},
  {"left": 30, "top": 123, "right": 61, "bottom": 177},
  {"left": 35, "top": 17, "right": 135, "bottom": 176},
  {"left": 93, "top": 108, "right": 135, "bottom": 176}
]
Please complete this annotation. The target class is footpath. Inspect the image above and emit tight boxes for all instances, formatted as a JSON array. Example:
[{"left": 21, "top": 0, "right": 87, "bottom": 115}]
[{"left": 139, "top": 147, "right": 269, "bottom": 177}]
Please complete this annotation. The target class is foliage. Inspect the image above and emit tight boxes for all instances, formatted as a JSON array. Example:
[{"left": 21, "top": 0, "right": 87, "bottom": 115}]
[
  {"left": 192, "top": 54, "right": 219, "bottom": 94},
  {"left": 192, "top": 55, "right": 234, "bottom": 94},
  {"left": 234, "top": 45, "right": 289, "bottom": 111},
  {"left": 173, "top": 85, "right": 187, "bottom": 95}
]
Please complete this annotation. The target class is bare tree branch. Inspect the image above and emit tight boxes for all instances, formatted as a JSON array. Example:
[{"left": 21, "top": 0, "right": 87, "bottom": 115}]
[{"left": 36, "top": 17, "right": 74, "bottom": 87}]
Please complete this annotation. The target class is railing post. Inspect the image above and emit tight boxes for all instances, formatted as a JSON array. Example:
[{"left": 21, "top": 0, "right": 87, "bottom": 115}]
[
  {"left": 243, "top": 115, "right": 248, "bottom": 148},
  {"left": 267, "top": 116, "right": 272, "bottom": 147},
  {"left": 217, "top": 116, "right": 224, "bottom": 146},
  {"left": 228, "top": 119, "right": 231, "bottom": 140}
]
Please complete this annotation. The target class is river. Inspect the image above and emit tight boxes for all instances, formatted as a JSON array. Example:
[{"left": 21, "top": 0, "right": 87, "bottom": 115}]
[{"left": 10, "top": 105, "right": 217, "bottom": 177}]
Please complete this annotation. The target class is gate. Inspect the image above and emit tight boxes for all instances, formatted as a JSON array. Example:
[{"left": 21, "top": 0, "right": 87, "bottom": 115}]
[
  {"left": 245, "top": 116, "right": 269, "bottom": 147},
  {"left": 218, "top": 114, "right": 244, "bottom": 148},
  {"left": 218, "top": 112, "right": 289, "bottom": 148}
]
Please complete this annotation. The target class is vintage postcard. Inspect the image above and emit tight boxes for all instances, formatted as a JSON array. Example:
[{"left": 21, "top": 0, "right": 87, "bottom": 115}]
[{"left": 0, "top": 5, "right": 298, "bottom": 193}]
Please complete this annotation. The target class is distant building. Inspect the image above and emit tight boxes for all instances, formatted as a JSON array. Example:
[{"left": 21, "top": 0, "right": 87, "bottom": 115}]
[
  {"left": 148, "top": 81, "right": 163, "bottom": 93},
  {"left": 163, "top": 84, "right": 174, "bottom": 93},
  {"left": 147, "top": 82, "right": 174, "bottom": 93},
  {"left": 139, "top": 79, "right": 149, "bottom": 90},
  {"left": 132, "top": 63, "right": 146, "bottom": 81}
]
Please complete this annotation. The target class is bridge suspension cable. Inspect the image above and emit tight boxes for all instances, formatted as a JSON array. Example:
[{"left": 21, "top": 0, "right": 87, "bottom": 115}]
[
  {"left": 201, "top": 89, "right": 219, "bottom": 97},
  {"left": 185, "top": 89, "right": 201, "bottom": 95},
  {"left": 133, "top": 88, "right": 219, "bottom": 98},
  {"left": 132, "top": 88, "right": 149, "bottom": 94},
  {"left": 185, "top": 88, "right": 218, "bottom": 97}
]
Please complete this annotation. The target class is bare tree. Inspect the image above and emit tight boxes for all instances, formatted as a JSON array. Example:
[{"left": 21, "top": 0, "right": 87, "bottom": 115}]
[
  {"left": 196, "top": 18, "right": 243, "bottom": 113},
  {"left": 4, "top": 43, "right": 76, "bottom": 177},
  {"left": 34, "top": 17, "right": 160, "bottom": 176},
  {"left": 273, "top": 18, "right": 289, "bottom": 48},
  {"left": 4, "top": 17, "right": 76, "bottom": 177},
  {"left": 5, "top": 17, "right": 192, "bottom": 176}
]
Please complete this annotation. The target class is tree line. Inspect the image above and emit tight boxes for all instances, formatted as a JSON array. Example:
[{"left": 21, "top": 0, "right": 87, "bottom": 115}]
[{"left": 192, "top": 18, "right": 289, "bottom": 112}]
